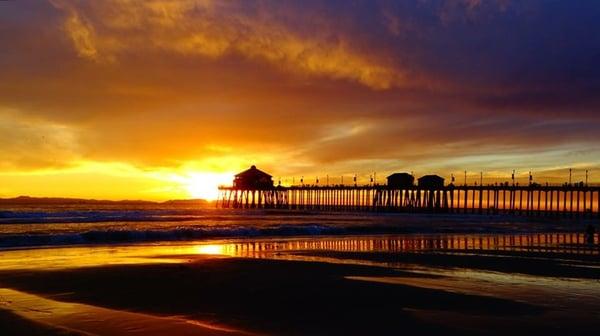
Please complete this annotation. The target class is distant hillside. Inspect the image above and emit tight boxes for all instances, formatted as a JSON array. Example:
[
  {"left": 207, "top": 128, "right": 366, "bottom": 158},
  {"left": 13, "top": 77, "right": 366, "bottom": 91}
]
[{"left": 0, "top": 196, "right": 209, "bottom": 206}]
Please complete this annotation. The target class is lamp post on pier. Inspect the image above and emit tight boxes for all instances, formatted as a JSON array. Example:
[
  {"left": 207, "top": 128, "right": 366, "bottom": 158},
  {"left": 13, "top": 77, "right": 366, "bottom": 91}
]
[{"left": 569, "top": 168, "right": 572, "bottom": 186}]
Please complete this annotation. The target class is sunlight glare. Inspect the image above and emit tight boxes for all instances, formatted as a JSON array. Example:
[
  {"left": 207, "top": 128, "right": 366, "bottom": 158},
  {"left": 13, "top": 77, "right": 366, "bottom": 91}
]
[{"left": 185, "top": 172, "right": 234, "bottom": 201}]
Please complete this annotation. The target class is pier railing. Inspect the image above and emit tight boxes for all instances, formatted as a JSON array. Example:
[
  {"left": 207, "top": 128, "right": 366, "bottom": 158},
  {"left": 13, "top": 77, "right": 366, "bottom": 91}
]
[{"left": 217, "top": 185, "right": 600, "bottom": 218}]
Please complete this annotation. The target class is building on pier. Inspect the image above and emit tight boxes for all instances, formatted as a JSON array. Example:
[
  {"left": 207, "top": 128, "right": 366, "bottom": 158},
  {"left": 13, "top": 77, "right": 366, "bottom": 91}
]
[
  {"left": 387, "top": 173, "right": 414, "bottom": 188},
  {"left": 233, "top": 165, "right": 273, "bottom": 189},
  {"left": 418, "top": 175, "right": 445, "bottom": 188}
]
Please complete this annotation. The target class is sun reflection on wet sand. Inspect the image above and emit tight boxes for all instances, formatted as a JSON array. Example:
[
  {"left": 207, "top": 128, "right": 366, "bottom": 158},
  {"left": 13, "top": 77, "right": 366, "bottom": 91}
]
[
  {"left": 195, "top": 244, "right": 226, "bottom": 255},
  {"left": 0, "top": 232, "right": 598, "bottom": 272}
]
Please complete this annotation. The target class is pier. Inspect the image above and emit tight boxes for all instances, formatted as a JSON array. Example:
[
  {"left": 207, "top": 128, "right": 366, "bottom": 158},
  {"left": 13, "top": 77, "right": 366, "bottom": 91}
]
[
  {"left": 217, "top": 166, "right": 600, "bottom": 218},
  {"left": 217, "top": 185, "right": 600, "bottom": 218}
]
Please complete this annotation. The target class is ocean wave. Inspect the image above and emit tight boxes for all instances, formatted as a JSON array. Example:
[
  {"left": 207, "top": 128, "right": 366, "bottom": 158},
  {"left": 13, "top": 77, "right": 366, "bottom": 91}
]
[
  {"left": 0, "top": 208, "right": 586, "bottom": 249},
  {"left": 0, "top": 224, "right": 356, "bottom": 249}
]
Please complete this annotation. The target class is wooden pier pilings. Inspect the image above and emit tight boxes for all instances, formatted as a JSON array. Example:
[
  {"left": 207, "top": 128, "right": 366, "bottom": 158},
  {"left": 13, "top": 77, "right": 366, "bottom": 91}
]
[{"left": 217, "top": 185, "right": 600, "bottom": 218}]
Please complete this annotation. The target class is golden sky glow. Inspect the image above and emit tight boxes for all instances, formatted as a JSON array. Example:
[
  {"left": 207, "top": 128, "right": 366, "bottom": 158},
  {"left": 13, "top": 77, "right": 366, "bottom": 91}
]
[{"left": 1, "top": 0, "right": 600, "bottom": 200}]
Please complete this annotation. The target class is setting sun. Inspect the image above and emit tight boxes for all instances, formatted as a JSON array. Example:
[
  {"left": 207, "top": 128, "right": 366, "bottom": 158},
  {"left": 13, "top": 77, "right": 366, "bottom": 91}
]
[{"left": 184, "top": 172, "right": 234, "bottom": 200}]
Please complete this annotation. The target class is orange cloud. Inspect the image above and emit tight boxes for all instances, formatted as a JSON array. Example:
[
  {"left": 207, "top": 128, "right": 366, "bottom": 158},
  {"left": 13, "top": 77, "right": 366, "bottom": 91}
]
[{"left": 49, "top": 0, "right": 402, "bottom": 89}]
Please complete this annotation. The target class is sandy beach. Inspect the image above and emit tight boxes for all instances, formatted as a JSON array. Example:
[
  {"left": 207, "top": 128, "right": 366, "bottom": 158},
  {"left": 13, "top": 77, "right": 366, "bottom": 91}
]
[{"left": 1, "top": 234, "right": 599, "bottom": 335}]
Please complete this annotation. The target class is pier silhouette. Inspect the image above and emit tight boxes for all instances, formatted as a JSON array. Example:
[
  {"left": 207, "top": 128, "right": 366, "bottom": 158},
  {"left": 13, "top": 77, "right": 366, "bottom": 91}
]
[{"left": 217, "top": 166, "right": 600, "bottom": 218}]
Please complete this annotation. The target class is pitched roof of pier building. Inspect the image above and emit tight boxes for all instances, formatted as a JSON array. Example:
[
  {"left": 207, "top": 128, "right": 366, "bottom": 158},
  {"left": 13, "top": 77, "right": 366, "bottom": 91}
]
[{"left": 233, "top": 165, "right": 274, "bottom": 189}]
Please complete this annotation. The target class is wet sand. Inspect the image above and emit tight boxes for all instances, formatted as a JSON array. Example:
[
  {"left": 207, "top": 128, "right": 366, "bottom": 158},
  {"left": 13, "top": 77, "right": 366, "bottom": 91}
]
[
  {"left": 0, "top": 287, "right": 253, "bottom": 336},
  {"left": 0, "top": 257, "right": 542, "bottom": 335},
  {"left": 0, "top": 309, "right": 79, "bottom": 336},
  {"left": 0, "top": 234, "right": 599, "bottom": 335},
  {"left": 294, "top": 249, "right": 600, "bottom": 278}
]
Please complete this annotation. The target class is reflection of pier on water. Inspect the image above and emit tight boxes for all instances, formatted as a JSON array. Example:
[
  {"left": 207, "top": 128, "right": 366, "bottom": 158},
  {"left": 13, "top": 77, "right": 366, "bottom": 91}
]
[{"left": 212, "top": 233, "right": 599, "bottom": 259}]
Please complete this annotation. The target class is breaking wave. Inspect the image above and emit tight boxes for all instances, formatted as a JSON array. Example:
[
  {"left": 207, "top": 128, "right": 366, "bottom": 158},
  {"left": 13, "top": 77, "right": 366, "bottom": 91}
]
[{"left": 0, "top": 224, "right": 354, "bottom": 248}]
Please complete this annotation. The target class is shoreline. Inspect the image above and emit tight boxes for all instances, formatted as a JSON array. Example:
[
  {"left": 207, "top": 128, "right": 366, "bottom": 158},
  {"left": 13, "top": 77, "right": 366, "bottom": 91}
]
[{"left": 0, "top": 229, "right": 597, "bottom": 255}]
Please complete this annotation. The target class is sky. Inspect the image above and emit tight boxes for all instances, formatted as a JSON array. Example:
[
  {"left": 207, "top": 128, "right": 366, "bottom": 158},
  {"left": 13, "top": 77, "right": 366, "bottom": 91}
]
[{"left": 1, "top": 0, "right": 600, "bottom": 200}]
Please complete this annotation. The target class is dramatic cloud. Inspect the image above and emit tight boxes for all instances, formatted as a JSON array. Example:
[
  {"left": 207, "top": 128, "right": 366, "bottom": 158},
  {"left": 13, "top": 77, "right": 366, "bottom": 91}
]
[
  {"left": 48, "top": 0, "right": 404, "bottom": 89},
  {"left": 1, "top": 0, "right": 600, "bottom": 198}
]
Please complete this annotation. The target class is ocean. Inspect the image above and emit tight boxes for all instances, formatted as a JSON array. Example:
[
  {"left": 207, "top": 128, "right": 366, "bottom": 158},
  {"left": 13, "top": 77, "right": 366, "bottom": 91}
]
[{"left": 0, "top": 202, "right": 593, "bottom": 250}]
